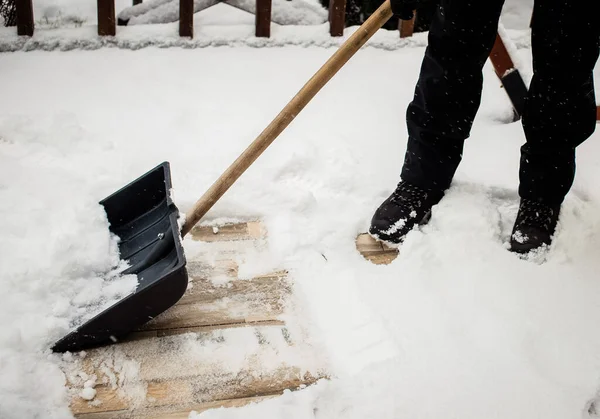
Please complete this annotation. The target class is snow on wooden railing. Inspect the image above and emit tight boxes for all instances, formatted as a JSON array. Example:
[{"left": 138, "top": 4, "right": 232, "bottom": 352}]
[{"left": 13, "top": 0, "right": 417, "bottom": 41}]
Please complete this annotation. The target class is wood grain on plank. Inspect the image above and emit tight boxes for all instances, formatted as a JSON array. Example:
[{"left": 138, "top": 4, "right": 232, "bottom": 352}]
[
  {"left": 75, "top": 394, "right": 277, "bottom": 419},
  {"left": 355, "top": 233, "right": 399, "bottom": 265},
  {"left": 68, "top": 220, "right": 326, "bottom": 419},
  {"left": 190, "top": 221, "right": 265, "bottom": 242},
  {"left": 134, "top": 271, "right": 289, "bottom": 334},
  {"left": 74, "top": 368, "right": 320, "bottom": 417},
  {"left": 70, "top": 326, "right": 325, "bottom": 416}
]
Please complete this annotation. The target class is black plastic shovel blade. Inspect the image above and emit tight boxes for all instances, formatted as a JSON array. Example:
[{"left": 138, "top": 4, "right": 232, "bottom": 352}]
[{"left": 52, "top": 162, "right": 188, "bottom": 353}]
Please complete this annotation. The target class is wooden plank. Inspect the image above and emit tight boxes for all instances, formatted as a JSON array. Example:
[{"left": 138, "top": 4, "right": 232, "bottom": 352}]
[
  {"left": 134, "top": 271, "right": 289, "bottom": 334},
  {"left": 328, "top": 0, "right": 346, "bottom": 37},
  {"left": 66, "top": 219, "right": 329, "bottom": 418},
  {"left": 255, "top": 0, "right": 272, "bottom": 37},
  {"left": 398, "top": 13, "right": 416, "bottom": 38},
  {"left": 68, "top": 326, "right": 326, "bottom": 417},
  {"left": 179, "top": 0, "right": 194, "bottom": 38},
  {"left": 71, "top": 380, "right": 193, "bottom": 415},
  {"left": 16, "top": 0, "right": 34, "bottom": 36},
  {"left": 73, "top": 366, "right": 321, "bottom": 417},
  {"left": 97, "top": 0, "right": 116, "bottom": 36},
  {"left": 75, "top": 395, "right": 278, "bottom": 419},
  {"left": 190, "top": 221, "right": 265, "bottom": 242},
  {"left": 355, "top": 233, "right": 398, "bottom": 265}
]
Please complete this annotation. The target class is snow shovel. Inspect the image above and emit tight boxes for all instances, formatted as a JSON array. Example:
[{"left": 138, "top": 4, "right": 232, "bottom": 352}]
[{"left": 51, "top": 0, "right": 396, "bottom": 353}]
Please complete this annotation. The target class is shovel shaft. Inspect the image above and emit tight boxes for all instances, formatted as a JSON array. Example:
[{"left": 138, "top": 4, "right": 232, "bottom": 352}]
[{"left": 181, "top": 0, "right": 393, "bottom": 237}]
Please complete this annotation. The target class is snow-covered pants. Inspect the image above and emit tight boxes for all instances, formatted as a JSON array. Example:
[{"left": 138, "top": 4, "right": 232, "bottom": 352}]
[{"left": 401, "top": 0, "right": 600, "bottom": 205}]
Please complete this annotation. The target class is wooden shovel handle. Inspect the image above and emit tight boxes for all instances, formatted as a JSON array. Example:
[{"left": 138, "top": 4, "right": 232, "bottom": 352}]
[{"left": 181, "top": 0, "right": 393, "bottom": 237}]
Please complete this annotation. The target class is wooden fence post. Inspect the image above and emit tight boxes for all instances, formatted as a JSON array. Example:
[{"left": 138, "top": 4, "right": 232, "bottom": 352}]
[
  {"left": 179, "top": 0, "right": 193, "bottom": 37},
  {"left": 398, "top": 13, "right": 415, "bottom": 38},
  {"left": 489, "top": 34, "right": 528, "bottom": 120},
  {"left": 255, "top": 0, "right": 271, "bottom": 37},
  {"left": 597, "top": 106, "right": 600, "bottom": 121},
  {"left": 98, "top": 0, "right": 116, "bottom": 36},
  {"left": 16, "top": 0, "right": 34, "bottom": 36},
  {"left": 328, "top": 0, "right": 345, "bottom": 37}
]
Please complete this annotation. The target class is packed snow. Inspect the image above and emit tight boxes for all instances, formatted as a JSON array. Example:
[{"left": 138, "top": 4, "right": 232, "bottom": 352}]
[{"left": 2, "top": 2, "right": 600, "bottom": 419}]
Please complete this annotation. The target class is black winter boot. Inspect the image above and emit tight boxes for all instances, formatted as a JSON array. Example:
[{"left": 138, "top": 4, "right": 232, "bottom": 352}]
[
  {"left": 510, "top": 199, "right": 561, "bottom": 254},
  {"left": 369, "top": 181, "right": 445, "bottom": 244}
]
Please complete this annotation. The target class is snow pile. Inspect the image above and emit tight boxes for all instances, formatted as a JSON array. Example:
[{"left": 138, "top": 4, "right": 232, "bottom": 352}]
[
  {"left": 0, "top": 112, "right": 139, "bottom": 418},
  {"left": 118, "top": 0, "right": 219, "bottom": 26},
  {"left": 32, "top": 0, "right": 132, "bottom": 28},
  {"left": 0, "top": 20, "right": 433, "bottom": 52}
]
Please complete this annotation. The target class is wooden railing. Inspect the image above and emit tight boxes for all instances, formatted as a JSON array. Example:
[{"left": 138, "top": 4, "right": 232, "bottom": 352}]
[{"left": 15, "top": 0, "right": 416, "bottom": 39}]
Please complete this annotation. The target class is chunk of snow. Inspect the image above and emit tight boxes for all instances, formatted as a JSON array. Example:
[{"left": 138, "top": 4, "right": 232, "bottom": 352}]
[{"left": 79, "top": 387, "right": 96, "bottom": 401}]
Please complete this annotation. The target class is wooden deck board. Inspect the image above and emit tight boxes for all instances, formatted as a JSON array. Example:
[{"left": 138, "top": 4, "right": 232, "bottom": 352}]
[
  {"left": 64, "top": 221, "right": 326, "bottom": 418},
  {"left": 75, "top": 395, "right": 278, "bottom": 419},
  {"left": 68, "top": 325, "right": 325, "bottom": 417},
  {"left": 135, "top": 272, "right": 290, "bottom": 335},
  {"left": 355, "top": 233, "right": 399, "bottom": 265},
  {"left": 190, "top": 221, "right": 265, "bottom": 242}
]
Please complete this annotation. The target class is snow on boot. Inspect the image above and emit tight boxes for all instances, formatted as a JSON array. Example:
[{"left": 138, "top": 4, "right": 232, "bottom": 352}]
[
  {"left": 510, "top": 198, "right": 561, "bottom": 254},
  {"left": 369, "top": 181, "right": 444, "bottom": 245}
]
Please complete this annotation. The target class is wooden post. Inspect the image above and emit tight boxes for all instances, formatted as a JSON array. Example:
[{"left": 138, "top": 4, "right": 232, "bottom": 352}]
[
  {"left": 596, "top": 106, "right": 600, "bottom": 121},
  {"left": 98, "top": 0, "right": 116, "bottom": 36},
  {"left": 16, "top": 0, "right": 34, "bottom": 36},
  {"left": 328, "top": 0, "right": 346, "bottom": 37},
  {"left": 179, "top": 0, "right": 193, "bottom": 38},
  {"left": 489, "top": 34, "right": 528, "bottom": 120},
  {"left": 398, "top": 13, "right": 415, "bottom": 38},
  {"left": 255, "top": 0, "right": 271, "bottom": 37}
]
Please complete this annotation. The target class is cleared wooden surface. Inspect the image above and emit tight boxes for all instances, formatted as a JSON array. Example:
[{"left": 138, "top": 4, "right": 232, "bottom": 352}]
[
  {"left": 355, "top": 233, "right": 399, "bottom": 265},
  {"left": 64, "top": 221, "right": 326, "bottom": 418},
  {"left": 69, "top": 326, "right": 324, "bottom": 417},
  {"left": 190, "top": 220, "right": 265, "bottom": 242},
  {"left": 75, "top": 395, "right": 277, "bottom": 419}
]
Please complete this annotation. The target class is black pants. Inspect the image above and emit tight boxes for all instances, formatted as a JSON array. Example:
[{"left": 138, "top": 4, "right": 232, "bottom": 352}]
[{"left": 401, "top": 0, "right": 600, "bottom": 205}]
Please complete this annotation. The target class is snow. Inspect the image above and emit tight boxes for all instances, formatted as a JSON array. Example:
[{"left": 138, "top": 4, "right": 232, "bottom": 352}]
[
  {"left": 2, "top": 5, "right": 600, "bottom": 419},
  {"left": 79, "top": 387, "right": 96, "bottom": 400},
  {"left": 25, "top": 0, "right": 533, "bottom": 31},
  {"left": 118, "top": 0, "right": 327, "bottom": 26},
  {"left": 32, "top": 0, "right": 132, "bottom": 28},
  {"left": 0, "top": 19, "right": 432, "bottom": 52}
]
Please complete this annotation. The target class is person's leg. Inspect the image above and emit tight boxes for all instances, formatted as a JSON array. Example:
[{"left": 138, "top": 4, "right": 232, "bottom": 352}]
[
  {"left": 510, "top": 0, "right": 600, "bottom": 253},
  {"left": 401, "top": 0, "right": 506, "bottom": 191},
  {"left": 370, "top": 0, "right": 506, "bottom": 243}
]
